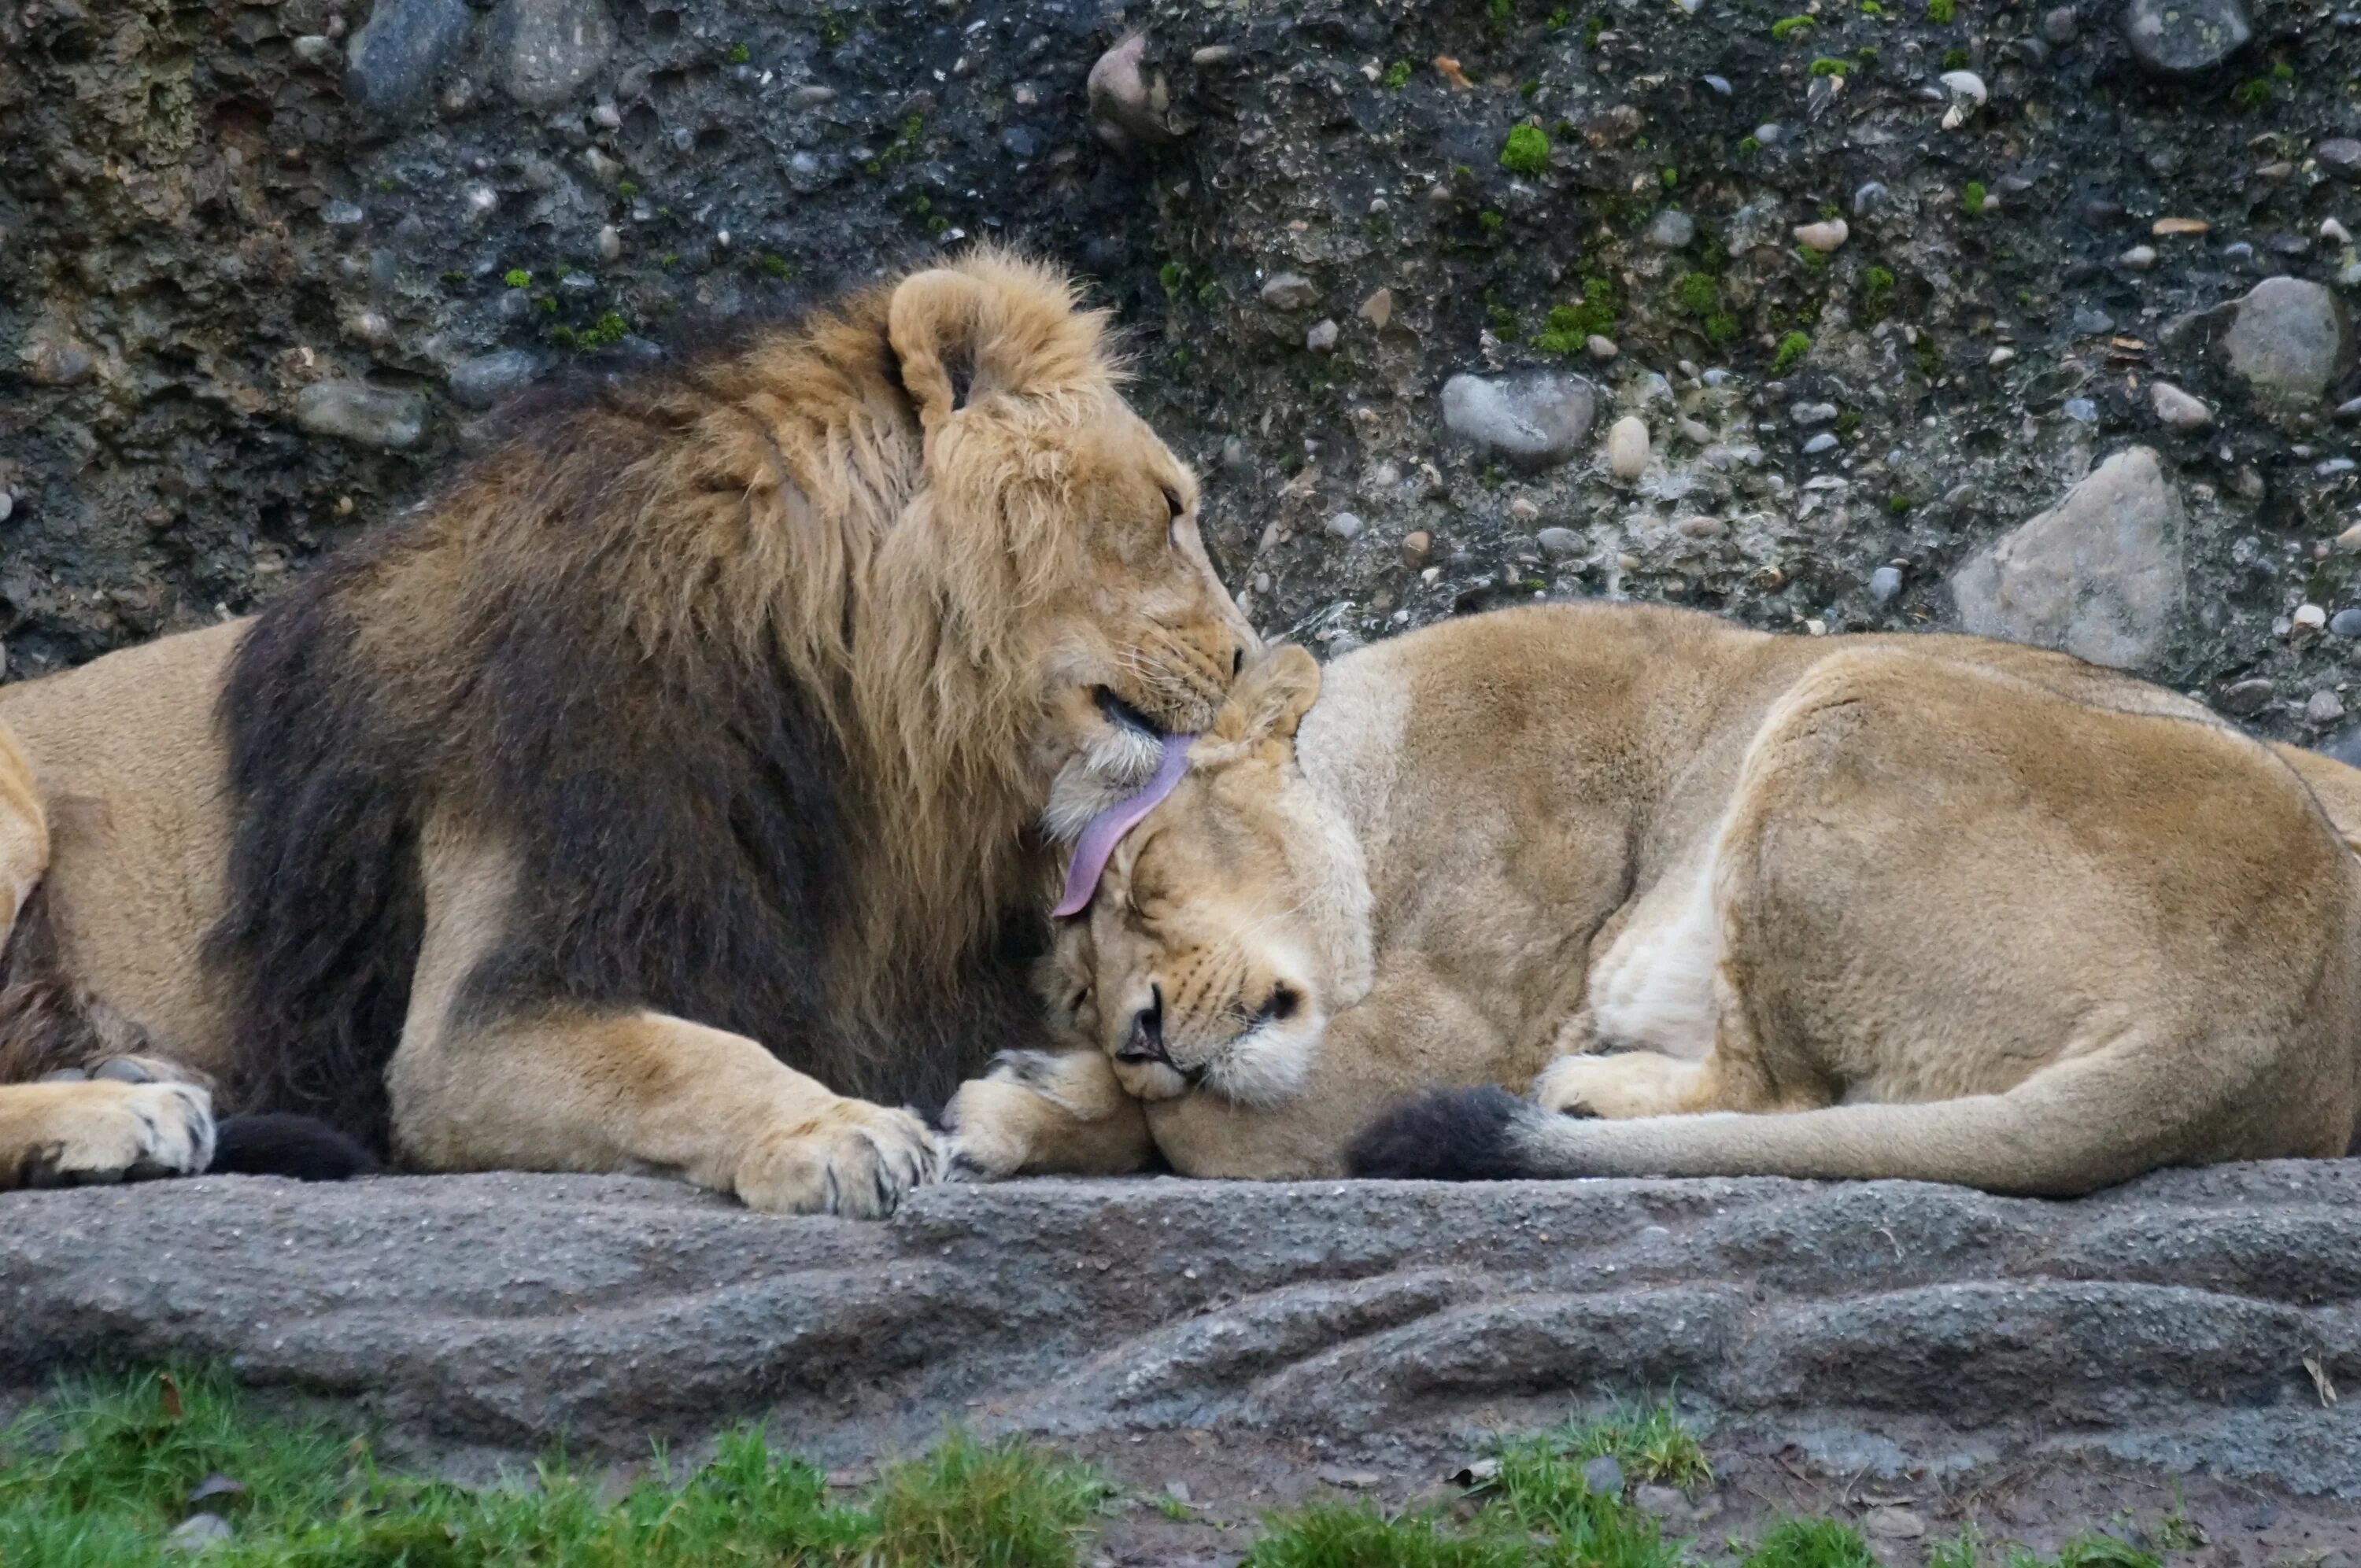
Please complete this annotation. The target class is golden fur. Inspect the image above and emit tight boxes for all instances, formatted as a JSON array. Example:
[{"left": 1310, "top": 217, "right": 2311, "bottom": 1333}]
[
  {"left": 948, "top": 604, "right": 2361, "bottom": 1196},
  {"left": 0, "top": 251, "right": 1252, "bottom": 1212}
]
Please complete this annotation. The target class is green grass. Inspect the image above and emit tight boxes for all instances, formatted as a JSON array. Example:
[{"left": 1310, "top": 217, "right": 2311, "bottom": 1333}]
[{"left": 0, "top": 1377, "right": 2191, "bottom": 1568}]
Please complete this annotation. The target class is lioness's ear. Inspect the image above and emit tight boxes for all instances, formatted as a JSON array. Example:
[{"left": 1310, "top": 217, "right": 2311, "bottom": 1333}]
[
  {"left": 888, "top": 269, "right": 992, "bottom": 433},
  {"left": 1210, "top": 644, "right": 1321, "bottom": 751}
]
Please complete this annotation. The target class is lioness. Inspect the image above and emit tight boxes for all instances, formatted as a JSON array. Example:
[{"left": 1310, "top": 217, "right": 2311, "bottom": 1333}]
[
  {"left": 947, "top": 603, "right": 2361, "bottom": 1196},
  {"left": 0, "top": 251, "right": 1254, "bottom": 1212}
]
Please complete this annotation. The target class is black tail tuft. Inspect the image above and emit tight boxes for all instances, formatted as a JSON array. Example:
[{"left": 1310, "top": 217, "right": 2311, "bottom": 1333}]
[
  {"left": 1347, "top": 1086, "right": 1535, "bottom": 1181},
  {"left": 208, "top": 1114, "right": 377, "bottom": 1182}
]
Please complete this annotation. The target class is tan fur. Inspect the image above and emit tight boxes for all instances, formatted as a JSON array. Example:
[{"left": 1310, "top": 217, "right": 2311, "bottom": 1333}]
[
  {"left": 0, "top": 253, "right": 1251, "bottom": 1209},
  {"left": 951, "top": 604, "right": 2361, "bottom": 1195}
]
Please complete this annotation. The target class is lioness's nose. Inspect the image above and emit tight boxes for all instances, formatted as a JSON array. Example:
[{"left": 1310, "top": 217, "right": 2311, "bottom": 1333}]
[{"left": 1116, "top": 985, "right": 1170, "bottom": 1066}]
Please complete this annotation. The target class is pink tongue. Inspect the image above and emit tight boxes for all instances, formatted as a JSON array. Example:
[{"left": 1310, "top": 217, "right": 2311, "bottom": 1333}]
[{"left": 1051, "top": 731, "right": 1194, "bottom": 918}]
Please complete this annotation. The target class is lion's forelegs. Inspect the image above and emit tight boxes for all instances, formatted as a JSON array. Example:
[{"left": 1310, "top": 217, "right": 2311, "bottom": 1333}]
[
  {"left": 389, "top": 823, "right": 937, "bottom": 1216},
  {"left": 390, "top": 1007, "right": 937, "bottom": 1216},
  {"left": 942, "top": 1048, "right": 1153, "bottom": 1179},
  {"left": 0, "top": 719, "right": 49, "bottom": 946}
]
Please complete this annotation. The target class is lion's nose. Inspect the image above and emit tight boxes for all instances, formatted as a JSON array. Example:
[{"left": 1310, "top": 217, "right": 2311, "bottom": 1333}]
[{"left": 1116, "top": 985, "right": 1171, "bottom": 1067}]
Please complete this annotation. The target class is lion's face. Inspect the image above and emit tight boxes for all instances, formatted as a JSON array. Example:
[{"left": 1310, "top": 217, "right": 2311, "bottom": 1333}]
[
  {"left": 1025, "top": 408, "right": 1258, "bottom": 782},
  {"left": 1044, "top": 647, "right": 1373, "bottom": 1108}
]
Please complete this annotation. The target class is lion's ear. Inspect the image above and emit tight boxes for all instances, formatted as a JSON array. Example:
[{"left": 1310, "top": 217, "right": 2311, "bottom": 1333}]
[
  {"left": 888, "top": 269, "right": 993, "bottom": 433},
  {"left": 1210, "top": 645, "right": 1321, "bottom": 751}
]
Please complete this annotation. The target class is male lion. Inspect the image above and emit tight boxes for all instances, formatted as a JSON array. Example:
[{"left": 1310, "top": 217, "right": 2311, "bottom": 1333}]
[
  {"left": 0, "top": 251, "right": 1253, "bottom": 1213},
  {"left": 947, "top": 603, "right": 2361, "bottom": 1196}
]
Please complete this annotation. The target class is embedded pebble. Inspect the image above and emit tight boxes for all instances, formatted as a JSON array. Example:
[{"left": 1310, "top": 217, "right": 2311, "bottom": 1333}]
[
  {"left": 166, "top": 1515, "right": 234, "bottom": 1552},
  {"left": 1792, "top": 402, "right": 1839, "bottom": 426},
  {"left": 1793, "top": 218, "right": 1849, "bottom": 253},
  {"left": 1869, "top": 565, "right": 1904, "bottom": 603},
  {"left": 294, "top": 382, "right": 427, "bottom": 449},
  {"left": 2325, "top": 219, "right": 2354, "bottom": 245},
  {"left": 2311, "top": 690, "right": 2348, "bottom": 725},
  {"left": 1536, "top": 526, "right": 1583, "bottom": 559},
  {"left": 1853, "top": 182, "right": 1889, "bottom": 216},
  {"left": 1399, "top": 530, "right": 1432, "bottom": 567},
  {"left": 1802, "top": 432, "right": 1838, "bottom": 455},
  {"left": 1306, "top": 319, "right": 1339, "bottom": 353},
  {"left": 2295, "top": 603, "right": 2330, "bottom": 632},
  {"left": 1580, "top": 1455, "right": 1625, "bottom": 1497},
  {"left": 319, "top": 198, "right": 365, "bottom": 226},
  {"left": 0, "top": 491, "right": 11, "bottom": 523},
  {"left": 1260, "top": 272, "right": 1318, "bottom": 309},
  {"left": 2122, "top": 0, "right": 2254, "bottom": 77},
  {"left": 2149, "top": 382, "right": 2212, "bottom": 429},
  {"left": 448, "top": 349, "right": 544, "bottom": 409},
  {"left": 1325, "top": 511, "right": 1363, "bottom": 541},
  {"left": 1605, "top": 415, "right": 1650, "bottom": 479},
  {"left": 1358, "top": 288, "right": 1393, "bottom": 328},
  {"left": 1442, "top": 371, "right": 1598, "bottom": 468},
  {"left": 2119, "top": 245, "right": 2157, "bottom": 270},
  {"left": 1867, "top": 1509, "right": 1930, "bottom": 1541},
  {"left": 1585, "top": 335, "right": 1619, "bottom": 361},
  {"left": 2221, "top": 677, "right": 2277, "bottom": 714},
  {"left": 1989, "top": 346, "right": 2018, "bottom": 367},
  {"left": 1646, "top": 209, "right": 1697, "bottom": 249},
  {"left": 2225, "top": 278, "right": 2352, "bottom": 404},
  {"left": 2040, "top": 5, "right": 2080, "bottom": 42},
  {"left": 1939, "top": 70, "right": 1989, "bottom": 105},
  {"left": 2320, "top": 139, "right": 2361, "bottom": 179},
  {"left": 2332, "top": 608, "right": 2361, "bottom": 637}
]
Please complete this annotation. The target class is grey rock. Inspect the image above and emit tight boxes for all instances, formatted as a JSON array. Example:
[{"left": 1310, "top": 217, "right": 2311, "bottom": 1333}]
[
  {"left": 2064, "top": 397, "right": 2099, "bottom": 424},
  {"left": 1260, "top": 272, "right": 1318, "bottom": 310},
  {"left": 1581, "top": 1455, "right": 1625, "bottom": 1496},
  {"left": 2040, "top": 5, "right": 2081, "bottom": 42},
  {"left": 1802, "top": 433, "right": 1838, "bottom": 455},
  {"left": 2224, "top": 279, "right": 2352, "bottom": 406},
  {"left": 1645, "top": 209, "right": 1696, "bottom": 249},
  {"left": 1441, "top": 371, "right": 1598, "bottom": 469},
  {"left": 1701, "top": 74, "right": 1731, "bottom": 94},
  {"left": 1536, "top": 526, "right": 1583, "bottom": 559},
  {"left": 166, "top": 1514, "right": 232, "bottom": 1552},
  {"left": 1853, "top": 181, "right": 1889, "bottom": 216},
  {"left": 2320, "top": 139, "right": 2361, "bottom": 178},
  {"left": 1950, "top": 446, "right": 2184, "bottom": 670},
  {"left": 1866, "top": 1507, "right": 1929, "bottom": 1540},
  {"left": 0, "top": 491, "right": 12, "bottom": 523},
  {"left": 2150, "top": 382, "right": 2211, "bottom": 430},
  {"left": 1325, "top": 511, "right": 1363, "bottom": 541},
  {"left": 2331, "top": 608, "right": 2361, "bottom": 638},
  {"left": 1634, "top": 1484, "right": 1687, "bottom": 1518},
  {"left": 10, "top": 1167, "right": 2361, "bottom": 1489},
  {"left": 447, "top": 349, "right": 544, "bottom": 409},
  {"left": 319, "top": 199, "right": 365, "bottom": 227},
  {"left": 1869, "top": 565, "right": 1904, "bottom": 604},
  {"left": 294, "top": 382, "right": 427, "bottom": 450},
  {"left": 488, "top": 0, "right": 615, "bottom": 109},
  {"left": 1087, "top": 34, "right": 1180, "bottom": 153},
  {"left": 1305, "top": 319, "right": 1339, "bottom": 353},
  {"left": 2310, "top": 690, "right": 2348, "bottom": 725},
  {"left": 2220, "top": 677, "right": 2276, "bottom": 715},
  {"left": 344, "top": 0, "right": 469, "bottom": 127},
  {"left": 1792, "top": 402, "right": 1839, "bottom": 426},
  {"left": 2121, "top": 0, "right": 2252, "bottom": 77}
]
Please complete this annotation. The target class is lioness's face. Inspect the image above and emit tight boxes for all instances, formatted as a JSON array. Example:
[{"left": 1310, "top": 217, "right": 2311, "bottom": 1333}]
[
  {"left": 1028, "top": 408, "right": 1258, "bottom": 777},
  {"left": 1044, "top": 648, "right": 1365, "bottom": 1109}
]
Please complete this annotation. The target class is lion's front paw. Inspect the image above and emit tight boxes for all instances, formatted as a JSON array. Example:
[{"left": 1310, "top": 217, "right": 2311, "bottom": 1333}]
[
  {"left": 735, "top": 1098, "right": 939, "bottom": 1217},
  {"left": 1530, "top": 1051, "right": 1700, "bottom": 1120},
  {"left": 20, "top": 1080, "right": 217, "bottom": 1187},
  {"left": 939, "top": 1064, "right": 1052, "bottom": 1182}
]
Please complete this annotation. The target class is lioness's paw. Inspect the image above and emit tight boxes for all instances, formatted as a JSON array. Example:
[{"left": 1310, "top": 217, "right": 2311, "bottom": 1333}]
[
  {"left": 1530, "top": 1050, "right": 1698, "bottom": 1120},
  {"left": 21, "top": 1081, "right": 217, "bottom": 1187},
  {"left": 938, "top": 1064, "right": 1054, "bottom": 1182},
  {"left": 736, "top": 1099, "right": 939, "bottom": 1218}
]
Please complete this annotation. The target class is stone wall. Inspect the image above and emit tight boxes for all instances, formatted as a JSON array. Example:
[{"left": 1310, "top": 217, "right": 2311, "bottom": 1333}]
[{"left": 2, "top": 0, "right": 2358, "bottom": 732}]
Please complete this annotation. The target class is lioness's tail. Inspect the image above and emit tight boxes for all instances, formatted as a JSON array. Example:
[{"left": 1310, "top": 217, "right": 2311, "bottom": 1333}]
[{"left": 1352, "top": 1057, "right": 2219, "bottom": 1200}]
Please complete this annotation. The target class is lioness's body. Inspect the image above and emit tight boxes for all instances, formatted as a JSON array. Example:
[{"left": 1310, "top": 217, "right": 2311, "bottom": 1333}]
[
  {"left": 0, "top": 254, "right": 1254, "bottom": 1206},
  {"left": 954, "top": 603, "right": 2361, "bottom": 1195}
]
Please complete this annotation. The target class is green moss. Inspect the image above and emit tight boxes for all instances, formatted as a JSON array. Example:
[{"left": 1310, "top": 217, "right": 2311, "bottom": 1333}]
[
  {"left": 1584, "top": 10, "right": 1607, "bottom": 46},
  {"left": 1480, "top": 208, "right": 1506, "bottom": 231},
  {"left": 2273, "top": 59, "right": 2295, "bottom": 79},
  {"left": 1535, "top": 275, "right": 1620, "bottom": 354},
  {"left": 1773, "top": 330, "right": 1812, "bottom": 373},
  {"left": 1674, "top": 272, "right": 1719, "bottom": 313},
  {"left": 2230, "top": 76, "right": 2273, "bottom": 109},
  {"left": 757, "top": 252, "right": 794, "bottom": 279},
  {"left": 726, "top": 40, "right": 750, "bottom": 63},
  {"left": 1520, "top": 78, "right": 1542, "bottom": 98},
  {"left": 1963, "top": 180, "right": 1987, "bottom": 213},
  {"left": 1860, "top": 1, "right": 1883, "bottom": 15},
  {"left": 1834, "top": 409, "right": 1861, "bottom": 436},
  {"left": 1926, "top": 0, "right": 1954, "bottom": 20},
  {"left": 1738, "top": 134, "right": 1762, "bottom": 156},
  {"left": 1771, "top": 14, "right": 1815, "bottom": 39},
  {"left": 1942, "top": 44, "right": 1970, "bottom": 68},
  {"left": 502, "top": 267, "right": 530, "bottom": 287},
  {"left": 615, "top": 179, "right": 640, "bottom": 200},
  {"left": 1799, "top": 246, "right": 1830, "bottom": 268},
  {"left": 1809, "top": 56, "right": 1849, "bottom": 75},
  {"left": 1499, "top": 122, "right": 1551, "bottom": 174},
  {"left": 1383, "top": 58, "right": 1413, "bottom": 89},
  {"left": 818, "top": 9, "right": 848, "bottom": 44},
  {"left": 1546, "top": 6, "right": 1572, "bottom": 28},
  {"left": 1914, "top": 331, "right": 1944, "bottom": 374},
  {"left": 1862, "top": 264, "right": 1897, "bottom": 323},
  {"left": 1857, "top": 44, "right": 1881, "bottom": 62},
  {"left": 1489, "top": 304, "right": 1521, "bottom": 342},
  {"left": 1661, "top": 166, "right": 1678, "bottom": 188},
  {"left": 1158, "top": 260, "right": 1186, "bottom": 296},
  {"left": 1488, "top": 0, "right": 1513, "bottom": 28},
  {"left": 1888, "top": 493, "right": 1915, "bottom": 515},
  {"left": 660, "top": 251, "right": 678, "bottom": 267}
]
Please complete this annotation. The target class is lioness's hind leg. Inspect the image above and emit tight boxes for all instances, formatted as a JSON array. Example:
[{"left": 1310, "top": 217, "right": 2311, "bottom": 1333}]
[
  {"left": 0, "top": 720, "right": 48, "bottom": 946},
  {"left": 0, "top": 1078, "right": 216, "bottom": 1190}
]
